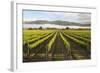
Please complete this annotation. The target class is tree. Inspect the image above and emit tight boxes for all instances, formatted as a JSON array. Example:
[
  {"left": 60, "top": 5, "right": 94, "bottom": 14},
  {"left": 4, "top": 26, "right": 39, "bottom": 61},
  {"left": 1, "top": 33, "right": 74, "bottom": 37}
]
[
  {"left": 66, "top": 27, "right": 69, "bottom": 29},
  {"left": 39, "top": 26, "right": 43, "bottom": 29}
]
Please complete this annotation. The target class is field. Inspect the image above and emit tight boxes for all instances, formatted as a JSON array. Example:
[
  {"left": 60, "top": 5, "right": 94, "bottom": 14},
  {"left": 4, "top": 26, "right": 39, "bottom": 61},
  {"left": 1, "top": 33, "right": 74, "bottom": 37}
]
[{"left": 23, "top": 29, "right": 91, "bottom": 62}]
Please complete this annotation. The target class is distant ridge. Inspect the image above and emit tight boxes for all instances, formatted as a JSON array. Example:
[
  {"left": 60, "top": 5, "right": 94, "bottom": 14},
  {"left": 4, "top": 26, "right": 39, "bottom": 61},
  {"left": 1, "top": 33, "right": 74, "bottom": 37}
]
[{"left": 23, "top": 20, "right": 90, "bottom": 27}]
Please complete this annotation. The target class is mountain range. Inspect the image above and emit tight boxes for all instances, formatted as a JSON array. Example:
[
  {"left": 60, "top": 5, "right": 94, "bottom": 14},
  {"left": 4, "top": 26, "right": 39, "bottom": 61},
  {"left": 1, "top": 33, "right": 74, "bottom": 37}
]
[{"left": 23, "top": 20, "right": 90, "bottom": 27}]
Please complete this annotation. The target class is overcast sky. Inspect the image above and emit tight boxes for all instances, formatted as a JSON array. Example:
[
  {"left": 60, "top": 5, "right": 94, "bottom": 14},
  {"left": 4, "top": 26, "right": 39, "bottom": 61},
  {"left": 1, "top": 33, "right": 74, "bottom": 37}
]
[{"left": 23, "top": 10, "right": 91, "bottom": 24}]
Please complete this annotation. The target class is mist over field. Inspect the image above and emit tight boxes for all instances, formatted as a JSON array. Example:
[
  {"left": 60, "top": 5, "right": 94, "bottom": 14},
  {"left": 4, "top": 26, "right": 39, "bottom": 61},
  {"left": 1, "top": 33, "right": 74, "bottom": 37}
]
[{"left": 23, "top": 24, "right": 90, "bottom": 29}]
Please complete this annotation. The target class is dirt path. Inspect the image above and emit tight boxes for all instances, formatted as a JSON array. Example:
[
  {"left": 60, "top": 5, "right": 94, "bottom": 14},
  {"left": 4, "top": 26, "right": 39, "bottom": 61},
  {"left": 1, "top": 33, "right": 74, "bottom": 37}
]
[{"left": 50, "top": 31, "right": 70, "bottom": 61}]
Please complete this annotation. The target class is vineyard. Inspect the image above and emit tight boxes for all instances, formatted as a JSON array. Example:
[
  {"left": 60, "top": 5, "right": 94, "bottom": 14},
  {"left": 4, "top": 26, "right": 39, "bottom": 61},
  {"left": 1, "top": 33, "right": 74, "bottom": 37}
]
[{"left": 23, "top": 29, "right": 91, "bottom": 62}]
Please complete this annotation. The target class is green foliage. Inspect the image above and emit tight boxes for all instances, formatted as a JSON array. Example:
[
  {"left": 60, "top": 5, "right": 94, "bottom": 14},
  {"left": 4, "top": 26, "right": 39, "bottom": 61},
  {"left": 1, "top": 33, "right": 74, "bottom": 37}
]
[
  {"left": 60, "top": 32, "right": 70, "bottom": 49},
  {"left": 47, "top": 32, "right": 57, "bottom": 52},
  {"left": 64, "top": 29, "right": 91, "bottom": 39},
  {"left": 63, "top": 32, "right": 87, "bottom": 47},
  {"left": 65, "top": 32, "right": 90, "bottom": 43},
  {"left": 23, "top": 29, "right": 55, "bottom": 44},
  {"left": 29, "top": 33, "right": 54, "bottom": 49}
]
